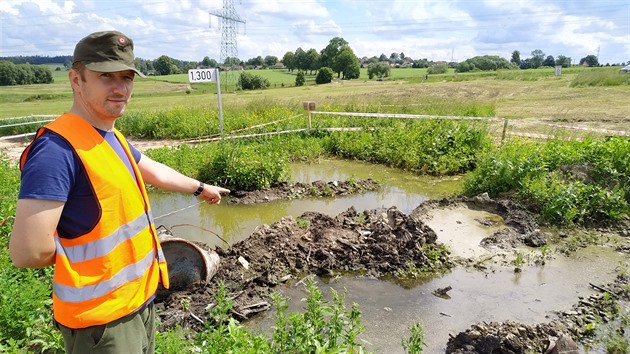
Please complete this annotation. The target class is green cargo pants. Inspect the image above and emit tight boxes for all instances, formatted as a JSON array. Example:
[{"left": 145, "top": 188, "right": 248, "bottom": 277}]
[{"left": 55, "top": 302, "right": 155, "bottom": 354}]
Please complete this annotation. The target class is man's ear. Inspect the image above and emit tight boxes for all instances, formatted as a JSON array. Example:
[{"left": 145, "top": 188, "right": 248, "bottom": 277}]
[{"left": 68, "top": 69, "right": 81, "bottom": 92}]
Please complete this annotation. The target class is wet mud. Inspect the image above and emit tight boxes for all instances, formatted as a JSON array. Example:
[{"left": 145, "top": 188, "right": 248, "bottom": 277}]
[
  {"left": 226, "top": 178, "right": 380, "bottom": 204},
  {"left": 155, "top": 181, "right": 630, "bottom": 352}
]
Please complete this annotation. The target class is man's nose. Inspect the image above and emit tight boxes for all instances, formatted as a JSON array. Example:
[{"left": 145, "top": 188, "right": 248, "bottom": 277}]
[{"left": 111, "top": 78, "right": 130, "bottom": 94}]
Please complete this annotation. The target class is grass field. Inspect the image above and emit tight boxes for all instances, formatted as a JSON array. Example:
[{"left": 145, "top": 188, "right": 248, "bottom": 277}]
[{"left": 1, "top": 66, "right": 628, "bottom": 133}]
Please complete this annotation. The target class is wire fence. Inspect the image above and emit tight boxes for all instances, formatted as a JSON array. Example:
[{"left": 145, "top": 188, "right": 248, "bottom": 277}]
[
  {"left": 0, "top": 115, "right": 56, "bottom": 140},
  {"left": 1, "top": 111, "right": 627, "bottom": 145}
]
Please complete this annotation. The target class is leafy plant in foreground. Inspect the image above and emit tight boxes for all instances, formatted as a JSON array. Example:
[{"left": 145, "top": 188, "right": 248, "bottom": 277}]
[
  {"left": 192, "top": 282, "right": 270, "bottom": 354},
  {"left": 185, "top": 279, "right": 368, "bottom": 353},
  {"left": 402, "top": 322, "right": 426, "bottom": 354},
  {"left": 271, "top": 277, "right": 367, "bottom": 353}
]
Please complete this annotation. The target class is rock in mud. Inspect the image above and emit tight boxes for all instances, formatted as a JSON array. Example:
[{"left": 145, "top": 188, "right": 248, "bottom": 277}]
[{"left": 544, "top": 333, "right": 579, "bottom": 354}]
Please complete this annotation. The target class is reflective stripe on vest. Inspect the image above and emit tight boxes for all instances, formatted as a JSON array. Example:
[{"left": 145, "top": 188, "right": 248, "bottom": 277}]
[
  {"left": 20, "top": 113, "right": 169, "bottom": 328},
  {"left": 55, "top": 212, "right": 153, "bottom": 263}
]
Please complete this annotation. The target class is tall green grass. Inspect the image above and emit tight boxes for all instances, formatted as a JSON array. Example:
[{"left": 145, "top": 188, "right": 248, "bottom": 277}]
[
  {"left": 323, "top": 120, "right": 492, "bottom": 175},
  {"left": 144, "top": 117, "right": 493, "bottom": 184},
  {"left": 570, "top": 68, "right": 630, "bottom": 87}
]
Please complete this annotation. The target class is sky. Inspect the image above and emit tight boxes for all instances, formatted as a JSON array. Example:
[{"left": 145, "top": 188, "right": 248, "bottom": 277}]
[{"left": 1, "top": 0, "right": 629, "bottom": 65}]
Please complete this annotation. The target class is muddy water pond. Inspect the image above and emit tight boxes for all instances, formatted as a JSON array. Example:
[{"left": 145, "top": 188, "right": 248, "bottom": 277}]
[
  {"left": 253, "top": 246, "right": 622, "bottom": 353},
  {"left": 149, "top": 158, "right": 462, "bottom": 247},
  {"left": 149, "top": 158, "right": 626, "bottom": 353}
]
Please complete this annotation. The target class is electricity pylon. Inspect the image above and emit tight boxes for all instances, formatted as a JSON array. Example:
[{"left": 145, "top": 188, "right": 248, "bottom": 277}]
[{"left": 210, "top": 0, "right": 245, "bottom": 92}]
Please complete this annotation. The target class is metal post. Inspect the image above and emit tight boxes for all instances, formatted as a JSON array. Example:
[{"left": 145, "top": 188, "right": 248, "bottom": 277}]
[
  {"left": 303, "top": 101, "right": 315, "bottom": 129},
  {"left": 216, "top": 68, "right": 224, "bottom": 139},
  {"left": 501, "top": 118, "right": 508, "bottom": 145},
  {"left": 308, "top": 111, "right": 312, "bottom": 129}
]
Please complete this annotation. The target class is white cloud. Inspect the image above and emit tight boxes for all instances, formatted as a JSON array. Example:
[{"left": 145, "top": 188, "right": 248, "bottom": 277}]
[{"left": 1, "top": 0, "right": 628, "bottom": 64}]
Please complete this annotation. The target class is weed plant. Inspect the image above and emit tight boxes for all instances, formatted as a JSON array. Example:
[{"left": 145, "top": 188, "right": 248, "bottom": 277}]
[
  {"left": 0, "top": 156, "right": 64, "bottom": 353},
  {"left": 271, "top": 277, "right": 366, "bottom": 353},
  {"left": 325, "top": 119, "right": 492, "bottom": 175},
  {"left": 155, "top": 325, "right": 195, "bottom": 353},
  {"left": 401, "top": 322, "right": 427, "bottom": 354},
  {"left": 156, "top": 279, "right": 370, "bottom": 354},
  {"left": 464, "top": 137, "right": 630, "bottom": 225}
]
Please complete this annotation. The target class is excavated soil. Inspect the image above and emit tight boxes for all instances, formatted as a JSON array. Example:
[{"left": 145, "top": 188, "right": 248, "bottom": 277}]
[{"left": 155, "top": 184, "right": 630, "bottom": 352}]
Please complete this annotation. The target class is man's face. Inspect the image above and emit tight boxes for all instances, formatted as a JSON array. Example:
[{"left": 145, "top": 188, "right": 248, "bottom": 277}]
[{"left": 71, "top": 68, "right": 135, "bottom": 121}]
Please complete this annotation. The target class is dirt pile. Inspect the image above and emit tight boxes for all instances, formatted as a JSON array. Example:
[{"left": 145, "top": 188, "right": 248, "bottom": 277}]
[
  {"left": 158, "top": 204, "right": 445, "bottom": 329},
  {"left": 226, "top": 178, "right": 380, "bottom": 204}
]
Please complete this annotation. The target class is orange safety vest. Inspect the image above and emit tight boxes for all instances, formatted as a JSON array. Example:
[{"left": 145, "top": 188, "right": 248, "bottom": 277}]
[{"left": 20, "top": 113, "right": 169, "bottom": 329}]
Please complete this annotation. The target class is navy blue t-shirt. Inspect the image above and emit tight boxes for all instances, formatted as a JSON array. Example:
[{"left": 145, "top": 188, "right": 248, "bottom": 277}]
[{"left": 19, "top": 129, "right": 142, "bottom": 238}]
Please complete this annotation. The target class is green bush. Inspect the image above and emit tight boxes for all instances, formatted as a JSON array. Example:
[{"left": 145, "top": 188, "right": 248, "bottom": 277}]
[
  {"left": 367, "top": 62, "right": 390, "bottom": 79},
  {"left": 0, "top": 156, "right": 19, "bottom": 219},
  {"left": 239, "top": 72, "right": 271, "bottom": 90},
  {"left": 316, "top": 67, "right": 334, "bottom": 84},
  {"left": 427, "top": 64, "right": 448, "bottom": 75},
  {"left": 0, "top": 157, "right": 63, "bottom": 353},
  {"left": 145, "top": 143, "right": 215, "bottom": 179},
  {"left": 326, "top": 120, "right": 492, "bottom": 175},
  {"left": 295, "top": 71, "right": 305, "bottom": 87}
]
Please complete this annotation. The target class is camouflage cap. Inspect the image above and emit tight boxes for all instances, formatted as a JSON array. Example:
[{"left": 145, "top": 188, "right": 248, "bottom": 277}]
[{"left": 72, "top": 31, "right": 145, "bottom": 77}]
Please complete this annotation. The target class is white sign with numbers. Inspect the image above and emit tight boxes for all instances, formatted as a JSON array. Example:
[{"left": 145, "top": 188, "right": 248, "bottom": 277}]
[
  {"left": 187, "top": 67, "right": 224, "bottom": 137},
  {"left": 188, "top": 68, "right": 216, "bottom": 82}
]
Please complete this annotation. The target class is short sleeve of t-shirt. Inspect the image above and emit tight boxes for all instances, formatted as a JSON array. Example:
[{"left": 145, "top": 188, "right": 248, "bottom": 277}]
[
  {"left": 19, "top": 132, "right": 78, "bottom": 201},
  {"left": 18, "top": 130, "right": 142, "bottom": 238}
]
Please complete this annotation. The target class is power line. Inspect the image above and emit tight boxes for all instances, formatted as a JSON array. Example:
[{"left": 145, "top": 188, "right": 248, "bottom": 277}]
[{"left": 210, "top": 0, "right": 246, "bottom": 91}]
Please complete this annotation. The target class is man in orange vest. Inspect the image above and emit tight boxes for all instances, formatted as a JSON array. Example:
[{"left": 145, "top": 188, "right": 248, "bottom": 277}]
[{"left": 9, "top": 30, "right": 230, "bottom": 354}]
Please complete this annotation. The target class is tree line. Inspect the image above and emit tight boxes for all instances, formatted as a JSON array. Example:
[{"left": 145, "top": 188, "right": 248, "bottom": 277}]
[
  {"left": 1, "top": 37, "right": 626, "bottom": 86},
  {"left": 0, "top": 61, "right": 54, "bottom": 86}
]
